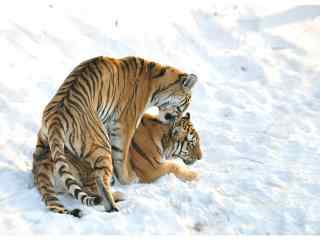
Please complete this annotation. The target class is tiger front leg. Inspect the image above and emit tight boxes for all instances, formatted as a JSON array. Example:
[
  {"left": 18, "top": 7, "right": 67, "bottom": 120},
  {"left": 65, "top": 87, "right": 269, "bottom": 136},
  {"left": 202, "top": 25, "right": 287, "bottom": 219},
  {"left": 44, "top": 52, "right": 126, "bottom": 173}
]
[
  {"left": 91, "top": 147, "right": 118, "bottom": 212},
  {"left": 110, "top": 124, "right": 137, "bottom": 185},
  {"left": 162, "top": 162, "right": 198, "bottom": 182},
  {"left": 138, "top": 162, "right": 197, "bottom": 183}
]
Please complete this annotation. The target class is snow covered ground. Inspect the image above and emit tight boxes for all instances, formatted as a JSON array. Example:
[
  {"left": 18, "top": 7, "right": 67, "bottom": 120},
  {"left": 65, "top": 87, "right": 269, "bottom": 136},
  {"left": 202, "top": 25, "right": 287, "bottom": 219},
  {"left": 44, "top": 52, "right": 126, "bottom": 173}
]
[{"left": 0, "top": 0, "right": 320, "bottom": 234}]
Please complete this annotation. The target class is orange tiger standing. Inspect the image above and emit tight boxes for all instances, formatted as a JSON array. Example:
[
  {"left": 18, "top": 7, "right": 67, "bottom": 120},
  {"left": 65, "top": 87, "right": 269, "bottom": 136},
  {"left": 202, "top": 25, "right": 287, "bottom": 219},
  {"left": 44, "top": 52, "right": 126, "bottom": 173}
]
[{"left": 32, "top": 56, "right": 197, "bottom": 216}]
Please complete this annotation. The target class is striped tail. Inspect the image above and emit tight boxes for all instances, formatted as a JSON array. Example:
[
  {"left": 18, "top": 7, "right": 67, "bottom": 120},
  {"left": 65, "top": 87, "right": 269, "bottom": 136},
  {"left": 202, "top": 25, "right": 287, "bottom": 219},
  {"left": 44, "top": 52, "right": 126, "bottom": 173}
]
[{"left": 47, "top": 117, "right": 102, "bottom": 210}]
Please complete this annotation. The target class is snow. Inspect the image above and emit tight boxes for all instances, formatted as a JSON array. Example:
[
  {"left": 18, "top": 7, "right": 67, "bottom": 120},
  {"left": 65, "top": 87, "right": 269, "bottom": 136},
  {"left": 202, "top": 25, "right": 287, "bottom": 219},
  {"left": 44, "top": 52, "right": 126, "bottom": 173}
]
[{"left": 0, "top": 0, "right": 320, "bottom": 234}]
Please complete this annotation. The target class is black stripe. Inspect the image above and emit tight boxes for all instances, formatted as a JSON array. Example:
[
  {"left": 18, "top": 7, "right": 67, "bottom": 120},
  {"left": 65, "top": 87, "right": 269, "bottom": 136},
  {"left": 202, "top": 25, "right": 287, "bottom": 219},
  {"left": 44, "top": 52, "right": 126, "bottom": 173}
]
[
  {"left": 37, "top": 173, "right": 51, "bottom": 182},
  {"left": 151, "top": 78, "right": 180, "bottom": 103},
  {"left": 112, "top": 145, "right": 123, "bottom": 153},
  {"left": 147, "top": 118, "right": 162, "bottom": 125},
  {"left": 47, "top": 120, "right": 61, "bottom": 130},
  {"left": 132, "top": 57, "right": 138, "bottom": 77},
  {"left": 94, "top": 155, "right": 105, "bottom": 166},
  {"left": 67, "top": 135, "right": 77, "bottom": 155},
  {"left": 79, "top": 136, "right": 86, "bottom": 159},
  {"left": 58, "top": 112, "right": 70, "bottom": 131},
  {"left": 59, "top": 169, "right": 72, "bottom": 177},
  {"left": 65, "top": 178, "right": 78, "bottom": 189},
  {"left": 110, "top": 132, "right": 117, "bottom": 137},
  {"left": 138, "top": 58, "right": 144, "bottom": 77},
  {"left": 83, "top": 70, "right": 96, "bottom": 97},
  {"left": 58, "top": 165, "right": 66, "bottom": 177},
  {"left": 48, "top": 203, "right": 64, "bottom": 209},
  {"left": 80, "top": 194, "right": 87, "bottom": 203},
  {"left": 77, "top": 80, "right": 90, "bottom": 100},
  {"left": 123, "top": 60, "right": 130, "bottom": 77},
  {"left": 33, "top": 151, "right": 50, "bottom": 161},
  {"left": 68, "top": 92, "right": 87, "bottom": 111},
  {"left": 94, "top": 166, "right": 109, "bottom": 171},
  {"left": 46, "top": 196, "right": 59, "bottom": 202},
  {"left": 74, "top": 188, "right": 81, "bottom": 199},
  {"left": 88, "top": 63, "right": 99, "bottom": 82},
  {"left": 131, "top": 140, "right": 157, "bottom": 169},
  {"left": 68, "top": 98, "right": 86, "bottom": 114},
  {"left": 99, "top": 105, "right": 108, "bottom": 122},
  {"left": 85, "top": 66, "right": 98, "bottom": 97},
  {"left": 152, "top": 67, "right": 166, "bottom": 79},
  {"left": 70, "top": 86, "right": 89, "bottom": 107},
  {"left": 63, "top": 104, "right": 78, "bottom": 124},
  {"left": 83, "top": 181, "right": 96, "bottom": 187},
  {"left": 119, "top": 61, "right": 127, "bottom": 84},
  {"left": 44, "top": 105, "right": 57, "bottom": 115},
  {"left": 102, "top": 61, "right": 116, "bottom": 119},
  {"left": 38, "top": 162, "right": 53, "bottom": 171},
  {"left": 39, "top": 185, "right": 55, "bottom": 194},
  {"left": 127, "top": 57, "right": 135, "bottom": 75},
  {"left": 148, "top": 62, "right": 156, "bottom": 73}
]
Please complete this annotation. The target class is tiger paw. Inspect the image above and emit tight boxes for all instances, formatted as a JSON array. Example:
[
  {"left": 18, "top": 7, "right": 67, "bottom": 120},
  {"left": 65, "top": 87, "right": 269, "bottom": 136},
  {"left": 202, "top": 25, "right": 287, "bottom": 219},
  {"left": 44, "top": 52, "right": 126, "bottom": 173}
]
[
  {"left": 106, "top": 205, "right": 119, "bottom": 213},
  {"left": 113, "top": 191, "right": 125, "bottom": 203},
  {"left": 183, "top": 170, "right": 199, "bottom": 181},
  {"left": 66, "top": 208, "right": 83, "bottom": 218},
  {"left": 128, "top": 170, "right": 139, "bottom": 184}
]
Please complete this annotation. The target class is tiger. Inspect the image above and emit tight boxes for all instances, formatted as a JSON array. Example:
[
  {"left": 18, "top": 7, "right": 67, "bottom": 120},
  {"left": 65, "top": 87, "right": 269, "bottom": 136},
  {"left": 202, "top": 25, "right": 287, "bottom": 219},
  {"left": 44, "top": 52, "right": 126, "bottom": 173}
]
[
  {"left": 32, "top": 112, "right": 202, "bottom": 217},
  {"left": 32, "top": 56, "right": 197, "bottom": 216},
  {"left": 129, "top": 112, "right": 202, "bottom": 183}
]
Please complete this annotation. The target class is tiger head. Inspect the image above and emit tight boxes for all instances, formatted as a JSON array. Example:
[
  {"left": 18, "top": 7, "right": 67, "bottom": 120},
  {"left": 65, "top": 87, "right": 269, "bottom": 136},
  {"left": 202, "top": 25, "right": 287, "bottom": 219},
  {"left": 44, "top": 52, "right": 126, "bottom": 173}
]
[
  {"left": 163, "top": 112, "right": 202, "bottom": 165},
  {"left": 148, "top": 62, "right": 198, "bottom": 123}
]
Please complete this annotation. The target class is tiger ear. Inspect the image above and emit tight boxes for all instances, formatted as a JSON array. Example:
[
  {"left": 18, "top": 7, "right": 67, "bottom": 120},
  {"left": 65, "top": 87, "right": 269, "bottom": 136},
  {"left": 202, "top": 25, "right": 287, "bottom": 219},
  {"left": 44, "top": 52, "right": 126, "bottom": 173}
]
[{"left": 182, "top": 74, "right": 197, "bottom": 89}]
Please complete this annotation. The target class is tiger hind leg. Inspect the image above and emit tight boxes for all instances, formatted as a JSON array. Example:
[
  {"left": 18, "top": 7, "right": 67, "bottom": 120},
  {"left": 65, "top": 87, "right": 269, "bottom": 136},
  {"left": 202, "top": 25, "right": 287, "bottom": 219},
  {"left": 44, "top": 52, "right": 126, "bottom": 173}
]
[
  {"left": 110, "top": 126, "right": 138, "bottom": 185},
  {"left": 32, "top": 133, "right": 83, "bottom": 218},
  {"left": 86, "top": 146, "right": 119, "bottom": 212},
  {"left": 81, "top": 174, "right": 125, "bottom": 203},
  {"left": 46, "top": 117, "right": 104, "bottom": 211}
]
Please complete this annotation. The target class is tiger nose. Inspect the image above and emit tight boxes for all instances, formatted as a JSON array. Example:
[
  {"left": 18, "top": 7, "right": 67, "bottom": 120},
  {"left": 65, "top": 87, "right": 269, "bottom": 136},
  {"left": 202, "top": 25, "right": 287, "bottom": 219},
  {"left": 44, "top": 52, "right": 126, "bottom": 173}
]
[{"left": 164, "top": 113, "right": 174, "bottom": 121}]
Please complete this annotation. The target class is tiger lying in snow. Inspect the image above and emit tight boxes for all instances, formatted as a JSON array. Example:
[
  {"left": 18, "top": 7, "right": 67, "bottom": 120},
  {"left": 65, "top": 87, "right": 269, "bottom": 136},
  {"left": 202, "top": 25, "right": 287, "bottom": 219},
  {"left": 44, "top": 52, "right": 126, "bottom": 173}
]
[{"left": 33, "top": 112, "right": 202, "bottom": 217}]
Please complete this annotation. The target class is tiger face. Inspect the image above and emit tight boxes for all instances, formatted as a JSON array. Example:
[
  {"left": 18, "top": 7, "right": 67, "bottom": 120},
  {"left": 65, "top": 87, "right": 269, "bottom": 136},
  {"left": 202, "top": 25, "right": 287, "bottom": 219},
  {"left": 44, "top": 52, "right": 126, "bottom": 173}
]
[
  {"left": 166, "top": 112, "right": 202, "bottom": 165},
  {"left": 149, "top": 62, "right": 197, "bottom": 123}
]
